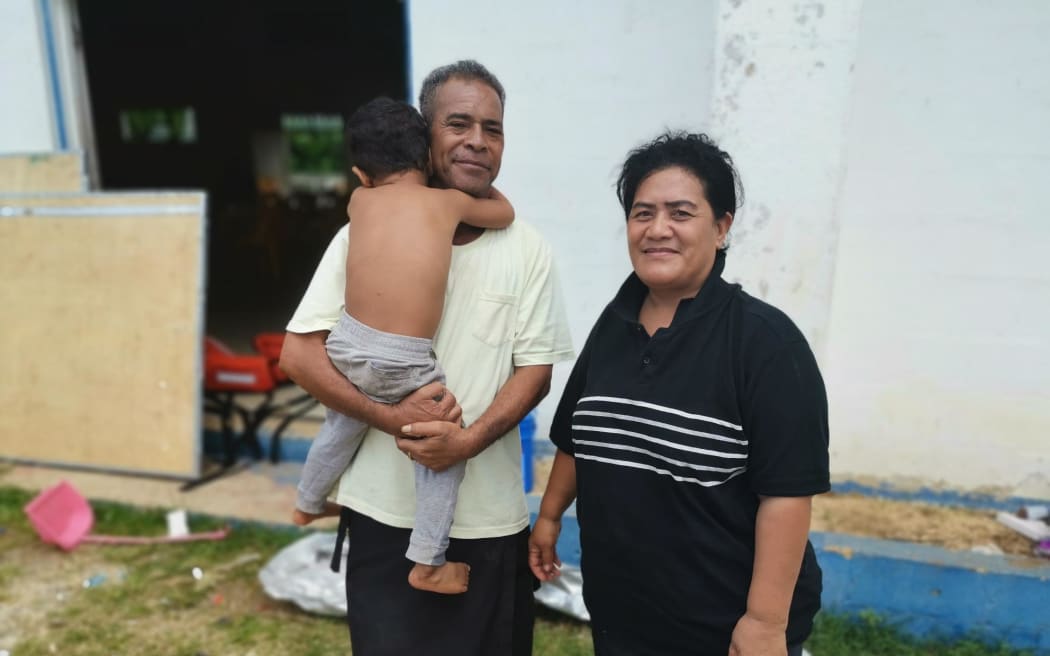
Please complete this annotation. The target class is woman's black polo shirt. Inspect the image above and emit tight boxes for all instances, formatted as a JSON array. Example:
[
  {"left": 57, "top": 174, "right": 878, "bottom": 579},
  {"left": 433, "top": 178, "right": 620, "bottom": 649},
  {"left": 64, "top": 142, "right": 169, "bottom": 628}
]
[{"left": 550, "top": 253, "right": 830, "bottom": 654}]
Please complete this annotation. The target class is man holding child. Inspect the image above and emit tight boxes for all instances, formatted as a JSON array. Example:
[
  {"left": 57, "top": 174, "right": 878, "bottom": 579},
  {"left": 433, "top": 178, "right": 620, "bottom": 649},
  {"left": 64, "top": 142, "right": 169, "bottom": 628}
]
[{"left": 280, "top": 60, "right": 574, "bottom": 655}]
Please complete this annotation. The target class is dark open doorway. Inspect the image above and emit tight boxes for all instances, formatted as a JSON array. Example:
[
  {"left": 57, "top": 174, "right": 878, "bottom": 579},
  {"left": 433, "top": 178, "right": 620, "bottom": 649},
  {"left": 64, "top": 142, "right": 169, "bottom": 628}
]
[{"left": 77, "top": 0, "right": 407, "bottom": 348}]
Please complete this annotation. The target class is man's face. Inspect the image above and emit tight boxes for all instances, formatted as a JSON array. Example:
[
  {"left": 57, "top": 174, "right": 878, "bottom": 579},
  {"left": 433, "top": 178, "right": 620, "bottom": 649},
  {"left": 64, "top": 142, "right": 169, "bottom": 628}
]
[{"left": 428, "top": 78, "right": 504, "bottom": 197}]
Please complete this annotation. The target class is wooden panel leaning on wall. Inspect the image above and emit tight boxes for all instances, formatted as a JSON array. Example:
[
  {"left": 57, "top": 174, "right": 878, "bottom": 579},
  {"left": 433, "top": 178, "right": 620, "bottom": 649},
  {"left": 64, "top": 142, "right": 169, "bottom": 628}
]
[{"left": 0, "top": 192, "right": 207, "bottom": 478}]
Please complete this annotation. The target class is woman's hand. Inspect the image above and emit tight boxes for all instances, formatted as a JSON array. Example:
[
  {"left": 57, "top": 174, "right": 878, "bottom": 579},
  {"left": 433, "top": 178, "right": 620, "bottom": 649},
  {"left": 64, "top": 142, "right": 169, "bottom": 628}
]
[
  {"left": 728, "top": 612, "right": 788, "bottom": 656},
  {"left": 528, "top": 516, "right": 563, "bottom": 581}
]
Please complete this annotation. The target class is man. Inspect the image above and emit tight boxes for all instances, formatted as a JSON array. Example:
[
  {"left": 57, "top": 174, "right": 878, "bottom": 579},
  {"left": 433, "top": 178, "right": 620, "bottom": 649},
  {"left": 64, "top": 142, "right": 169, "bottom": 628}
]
[{"left": 280, "top": 60, "right": 574, "bottom": 655}]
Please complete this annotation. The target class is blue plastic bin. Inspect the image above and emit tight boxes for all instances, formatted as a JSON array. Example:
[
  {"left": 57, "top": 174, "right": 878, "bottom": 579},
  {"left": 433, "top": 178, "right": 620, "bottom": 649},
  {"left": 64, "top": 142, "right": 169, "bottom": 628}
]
[{"left": 519, "top": 411, "right": 536, "bottom": 492}]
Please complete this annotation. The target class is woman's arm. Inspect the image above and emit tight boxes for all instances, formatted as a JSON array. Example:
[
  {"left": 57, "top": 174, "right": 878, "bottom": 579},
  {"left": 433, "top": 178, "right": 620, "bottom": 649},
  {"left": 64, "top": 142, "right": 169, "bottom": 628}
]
[
  {"left": 528, "top": 449, "right": 577, "bottom": 581},
  {"left": 730, "top": 495, "right": 813, "bottom": 655}
]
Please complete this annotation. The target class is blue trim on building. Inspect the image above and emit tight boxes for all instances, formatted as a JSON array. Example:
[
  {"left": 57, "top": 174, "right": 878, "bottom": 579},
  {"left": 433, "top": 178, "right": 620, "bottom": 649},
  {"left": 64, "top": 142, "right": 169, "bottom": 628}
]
[
  {"left": 832, "top": 479, "right": 1048, "bottom": 512},
  {"left": 813, "top": 532, "right": 1050, "bottom": 653},
  {"left": 524, "top": 507, "right": 1050, "bottom": 653},
  {"left": 202, "top": 429, "right": 313, "bottom": 466},
  {"left": 38, "top": 0, "right": 68, "bottom": 150}
]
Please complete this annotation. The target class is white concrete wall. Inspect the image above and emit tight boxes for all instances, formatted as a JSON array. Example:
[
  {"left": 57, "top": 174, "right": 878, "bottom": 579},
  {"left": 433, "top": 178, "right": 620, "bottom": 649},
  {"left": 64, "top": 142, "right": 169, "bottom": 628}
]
[
  {"left": 707, "top": 0, "right": 863, "bottom": 357},
  {"left": 824, "top": 0, "right": 1050, "bottom": 496},
  {"left": 0, "top": 0, "right": 56, "bottom": 152},
  {"left": 412, "top": 0, "right": 1050, "bottom": 497},
  {"left": 4, "top": 0, "right": 1046, "bottom": 496},
  {"left": 409, "top": 0, "right": 719, "bottom": 444}
]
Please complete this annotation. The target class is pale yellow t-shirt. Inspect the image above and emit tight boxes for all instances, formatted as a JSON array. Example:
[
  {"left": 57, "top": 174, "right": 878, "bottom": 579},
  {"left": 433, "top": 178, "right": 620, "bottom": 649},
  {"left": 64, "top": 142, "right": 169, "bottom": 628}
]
[{"left": 286, "top": 221, "right": 574, "bottom": 538}]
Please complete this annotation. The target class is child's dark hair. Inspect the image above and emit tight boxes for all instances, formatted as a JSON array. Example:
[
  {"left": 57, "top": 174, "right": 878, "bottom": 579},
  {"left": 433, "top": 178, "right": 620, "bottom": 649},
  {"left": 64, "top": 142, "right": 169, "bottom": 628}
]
[{"left": 346, "top": 97, "right": 429, "bottom": 178}]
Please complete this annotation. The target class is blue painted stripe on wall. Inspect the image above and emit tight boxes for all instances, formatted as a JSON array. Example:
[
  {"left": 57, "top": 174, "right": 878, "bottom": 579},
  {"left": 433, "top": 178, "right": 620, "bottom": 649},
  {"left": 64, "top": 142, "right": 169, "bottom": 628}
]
[
  {"left": 832, "top": 480, "right": 1049, "bottom": 512},
  {"left": 202, "top": 429, "right": 313, "bottom": 465},
  {"left": 39, "top": 0, "right": 68, "bottom": 149},
  {"left": 812, "top": 532, "right": 1050, "bottom": 653},
  {"left": 528, "top": 512, "right": 1050, "bottom": 653}
]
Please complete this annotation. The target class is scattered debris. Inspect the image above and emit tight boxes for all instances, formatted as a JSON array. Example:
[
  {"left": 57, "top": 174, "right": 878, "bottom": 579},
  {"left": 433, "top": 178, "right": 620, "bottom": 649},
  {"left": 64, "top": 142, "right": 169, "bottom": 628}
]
[
  {"left": 970, "top": 543, "right": 1005, "bottom": 556},
  {"left": 1035, "top": 540, "right": 1050, "bottom": 559},
  {"left": 192, "top": 567, "right": 204, "bottom": 581},
  {"left": 23, "top": 481, "right": 231, "bottom": 550},
  {"left": 535, "top": 565, "right": 589, "bottom": 621},
  {"left": 258, "top": 532, "right": 347, "bottom": 616},
  {"left": 995, "top": 511, "right": 1050, "bottom": 542},
  {"left": 166, "top": 509, "right": 190, "bottom": 537},
  {"left": 82, "top": 574, "right": 106, "bottom": 589},
  {"left": 1017, "top": 504, "right": 1048, "bottom": 521}
]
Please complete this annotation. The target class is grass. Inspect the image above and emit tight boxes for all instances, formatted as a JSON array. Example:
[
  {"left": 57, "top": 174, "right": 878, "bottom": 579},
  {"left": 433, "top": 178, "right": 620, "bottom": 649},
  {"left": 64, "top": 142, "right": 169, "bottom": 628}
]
[
  {"left": 0, "top": 485, "right": 1036, "bottom": 655},
  {"left": 808, "top": 612, "right": 1035, "bottom": 656}
]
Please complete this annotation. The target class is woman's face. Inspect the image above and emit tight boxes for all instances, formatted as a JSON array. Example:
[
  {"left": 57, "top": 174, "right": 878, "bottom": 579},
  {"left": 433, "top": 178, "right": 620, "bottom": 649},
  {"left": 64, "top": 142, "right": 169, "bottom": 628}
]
[{"left": 627, "top": 166, "right": 733, "bottom": 299}]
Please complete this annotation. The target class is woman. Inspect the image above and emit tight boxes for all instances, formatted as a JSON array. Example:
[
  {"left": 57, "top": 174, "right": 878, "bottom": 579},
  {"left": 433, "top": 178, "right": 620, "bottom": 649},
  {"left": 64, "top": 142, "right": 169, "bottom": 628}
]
[{"left": 529, "top": 133, "right": 829, "bottom": 656}]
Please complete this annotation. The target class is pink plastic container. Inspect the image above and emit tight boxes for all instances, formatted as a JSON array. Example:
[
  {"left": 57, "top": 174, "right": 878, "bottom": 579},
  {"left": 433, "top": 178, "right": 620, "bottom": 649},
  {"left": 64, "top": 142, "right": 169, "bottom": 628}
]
[{"left": 23, "top": 480, "right": 96, "bottom": 551}]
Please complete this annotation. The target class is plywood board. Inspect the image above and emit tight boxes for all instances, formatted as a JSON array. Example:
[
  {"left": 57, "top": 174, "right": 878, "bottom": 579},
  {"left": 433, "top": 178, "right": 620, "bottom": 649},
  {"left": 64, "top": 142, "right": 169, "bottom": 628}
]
[
  {"left": 0, "top": 152, "right": 85, "bottom": 192},
  {"left": 0, "top": 192, "right": 206, "bottom": 477}
]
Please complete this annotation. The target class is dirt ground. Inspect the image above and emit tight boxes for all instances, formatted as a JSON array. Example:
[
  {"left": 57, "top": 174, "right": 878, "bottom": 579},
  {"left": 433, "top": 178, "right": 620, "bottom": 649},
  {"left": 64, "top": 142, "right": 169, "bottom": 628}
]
[{"left": 1, "top": 458, "right": 1046, "bottom": 654}]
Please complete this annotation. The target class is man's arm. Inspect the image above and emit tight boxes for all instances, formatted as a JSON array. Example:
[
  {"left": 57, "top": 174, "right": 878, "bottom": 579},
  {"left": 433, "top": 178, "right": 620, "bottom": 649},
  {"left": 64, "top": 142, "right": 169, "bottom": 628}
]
[
  {"left": 397, "top": 364, "right": 551, "bottom": 471},
  {"left": 279, "top": 330, "right": 462, "bottom": 436}
]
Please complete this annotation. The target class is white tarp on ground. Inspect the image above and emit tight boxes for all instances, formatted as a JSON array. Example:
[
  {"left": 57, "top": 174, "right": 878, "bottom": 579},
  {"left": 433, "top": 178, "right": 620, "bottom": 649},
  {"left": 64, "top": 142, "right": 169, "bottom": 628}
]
[
  {"left": 258, "top": 531, "right": 589, "bottom": 620},
  {"left": 259, "top": 532, "right": 348, "bottom": 616}
]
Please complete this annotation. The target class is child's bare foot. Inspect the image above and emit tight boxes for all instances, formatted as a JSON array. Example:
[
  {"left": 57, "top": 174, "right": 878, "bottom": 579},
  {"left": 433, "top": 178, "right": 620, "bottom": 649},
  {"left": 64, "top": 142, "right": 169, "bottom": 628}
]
[
  {"left": 291, "top": 501, "right": 341, "bottom": 526},
  {"left": 408, "top": 561, "right": 470, "bottom": 594}
]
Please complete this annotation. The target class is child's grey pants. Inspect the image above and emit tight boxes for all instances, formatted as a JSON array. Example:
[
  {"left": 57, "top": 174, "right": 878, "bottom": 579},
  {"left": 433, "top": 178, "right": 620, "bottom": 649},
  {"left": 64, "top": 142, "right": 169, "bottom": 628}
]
[{"left": 296, "top": 311, "right": 465, "bottom": 567}]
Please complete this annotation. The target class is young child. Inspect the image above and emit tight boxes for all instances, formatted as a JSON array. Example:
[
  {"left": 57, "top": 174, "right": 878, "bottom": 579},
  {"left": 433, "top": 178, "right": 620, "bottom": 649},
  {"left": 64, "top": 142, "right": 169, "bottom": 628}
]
[{"left": 291, "top": 97, "right": 514, "bottom": 595}]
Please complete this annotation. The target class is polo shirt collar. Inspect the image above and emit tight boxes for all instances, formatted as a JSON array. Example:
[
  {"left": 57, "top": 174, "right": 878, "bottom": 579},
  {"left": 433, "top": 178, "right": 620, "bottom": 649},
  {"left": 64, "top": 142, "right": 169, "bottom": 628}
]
[{"left": 610, "top": 251, "right": 734, "bottom": 325}]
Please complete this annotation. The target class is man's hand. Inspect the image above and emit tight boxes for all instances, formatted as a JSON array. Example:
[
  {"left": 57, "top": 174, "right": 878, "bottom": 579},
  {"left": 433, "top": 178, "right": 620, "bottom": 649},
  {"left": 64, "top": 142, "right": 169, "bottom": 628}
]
[
  {"left": 728, "top": 612, "right": 788, "bottom": 656},
  {"left": 382, "top": 382, "right": 462, "bottom": 437},
  {"left": 528, "top": 516, "right": 562, "bottom": 581},
  {"left": 396, "top": 420, "right": 476, "bottom": 471},
  {"left": 280, "top": 332, "right": 461, "bottom": 434}
]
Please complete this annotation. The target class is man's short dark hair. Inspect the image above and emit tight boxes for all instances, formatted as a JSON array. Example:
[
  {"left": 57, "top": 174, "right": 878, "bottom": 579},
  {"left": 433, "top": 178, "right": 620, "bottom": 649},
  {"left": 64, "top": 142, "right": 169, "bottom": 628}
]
[
  {"left": 616, "top": 131, "right": 743, "bottom": 251},
  {"left": 346, "top": 97, "right": 429, "bottom": 178},
  {"left": 418, "top": 60, "right": 506, "bottom": 125}
]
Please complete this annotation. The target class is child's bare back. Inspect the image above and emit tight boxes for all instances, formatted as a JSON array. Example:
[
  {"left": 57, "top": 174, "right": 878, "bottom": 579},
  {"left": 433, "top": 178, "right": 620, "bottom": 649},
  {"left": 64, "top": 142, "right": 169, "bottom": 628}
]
[{"left": 345, "top": 168, "right": 512, "bottom": 340}]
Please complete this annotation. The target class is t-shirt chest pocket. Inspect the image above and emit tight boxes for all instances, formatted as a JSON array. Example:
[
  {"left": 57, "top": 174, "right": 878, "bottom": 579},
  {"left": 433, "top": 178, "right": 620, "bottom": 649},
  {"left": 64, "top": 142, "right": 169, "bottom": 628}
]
[{"left": 472, "top": 291, "right": 517, "bottom": 347}]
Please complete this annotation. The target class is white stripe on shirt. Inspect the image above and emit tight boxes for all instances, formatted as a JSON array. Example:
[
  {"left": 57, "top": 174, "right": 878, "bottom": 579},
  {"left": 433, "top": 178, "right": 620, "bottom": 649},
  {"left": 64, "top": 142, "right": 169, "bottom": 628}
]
[
  {"left": 572, "top": 424, "right": 746, "bottom": 459},
  {"left": 574, "top": 439, "right": 746, "bottom": 474},
  {"left": 575, "top": 452, "right": 748, "bottom": 486},
  {"left": 579, "top": 395, "right": 743, "bottom": 431},
  {"left": 573, "top": 410, "right": 747, "bottom": 446}
]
